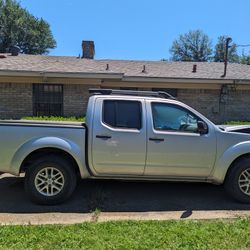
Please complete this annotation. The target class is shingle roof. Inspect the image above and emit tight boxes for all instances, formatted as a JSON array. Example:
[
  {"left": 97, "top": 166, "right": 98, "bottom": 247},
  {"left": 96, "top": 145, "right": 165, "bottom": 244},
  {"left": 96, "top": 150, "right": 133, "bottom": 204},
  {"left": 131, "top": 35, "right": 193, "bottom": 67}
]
[{"left": 0, "top": 53, "right": 250, "bottom": 80}]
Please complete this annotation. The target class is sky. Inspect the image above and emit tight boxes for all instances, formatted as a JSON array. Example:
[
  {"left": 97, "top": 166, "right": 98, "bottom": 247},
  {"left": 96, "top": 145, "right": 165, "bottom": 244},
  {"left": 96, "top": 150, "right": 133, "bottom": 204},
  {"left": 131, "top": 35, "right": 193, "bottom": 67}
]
[{"left": 19, "top": 0, "right": 250, "bottom": 61}]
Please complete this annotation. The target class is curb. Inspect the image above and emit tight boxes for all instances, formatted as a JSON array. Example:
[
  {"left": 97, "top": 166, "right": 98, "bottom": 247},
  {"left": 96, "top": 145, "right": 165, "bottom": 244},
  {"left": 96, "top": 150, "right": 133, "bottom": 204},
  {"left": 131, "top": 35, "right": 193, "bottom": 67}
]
[{"left": 0, "top": 210, "right": 250, "bottom": 225}]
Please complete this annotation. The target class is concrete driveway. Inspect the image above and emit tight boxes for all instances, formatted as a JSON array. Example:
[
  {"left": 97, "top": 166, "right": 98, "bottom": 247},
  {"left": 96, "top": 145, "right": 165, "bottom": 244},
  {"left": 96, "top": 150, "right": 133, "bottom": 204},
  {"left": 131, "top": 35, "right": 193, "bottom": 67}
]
[{"left": 0, "top": 174, "right": 250, "bottom": 224}]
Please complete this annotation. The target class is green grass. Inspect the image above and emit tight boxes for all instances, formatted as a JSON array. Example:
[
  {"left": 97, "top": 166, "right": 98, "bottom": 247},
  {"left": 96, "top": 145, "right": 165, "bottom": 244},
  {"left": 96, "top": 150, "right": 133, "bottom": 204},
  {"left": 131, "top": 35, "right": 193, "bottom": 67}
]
[
  {"left": 0, "top": 219, "right": 250, "bottom": 249},
  {"left": 22, "top": 116, "right": 85, "bottom": 122},
  {"left": 223, "top": 121, "right": 250, "bottom": 125}
]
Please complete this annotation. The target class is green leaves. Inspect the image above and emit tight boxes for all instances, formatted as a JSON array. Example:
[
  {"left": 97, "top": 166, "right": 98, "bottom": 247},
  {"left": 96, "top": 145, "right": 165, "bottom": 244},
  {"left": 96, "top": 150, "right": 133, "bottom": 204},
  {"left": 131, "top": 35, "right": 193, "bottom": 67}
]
[
  {"left": 21, "top": 116, "right": 85, "bottom": 122},
  {"left": 241, "top": 53, "right": 250, "bottom": 65},
  {"left": 214, "top": 36, "right": 239, "bottom": 63},
  {"left": 170, "top": 30, "right": 249, "bottom": 63},
  {"left": 0, "top": 0, "right": 56, "bottom": 54},
  {"left": 170, "top": 30, "right": 213, "bottom": 62}
]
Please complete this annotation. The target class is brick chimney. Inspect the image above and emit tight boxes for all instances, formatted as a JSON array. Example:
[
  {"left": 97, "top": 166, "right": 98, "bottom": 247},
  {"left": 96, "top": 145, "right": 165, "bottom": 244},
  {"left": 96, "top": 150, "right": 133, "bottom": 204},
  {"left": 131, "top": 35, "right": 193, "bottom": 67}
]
[{"left": 82, "top": 41, "right": 95, "bottom": 59}]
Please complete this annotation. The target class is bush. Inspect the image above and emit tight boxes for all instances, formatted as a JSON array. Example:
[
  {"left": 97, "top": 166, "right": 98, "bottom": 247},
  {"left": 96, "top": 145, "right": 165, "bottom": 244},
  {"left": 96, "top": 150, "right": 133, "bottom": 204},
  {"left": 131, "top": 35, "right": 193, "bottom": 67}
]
[
  {"left": 223, "top": 121, "right": 250, "bottom": 125},
  {"left": 22, "top": 116, "right": 85, "bottom": 122}
]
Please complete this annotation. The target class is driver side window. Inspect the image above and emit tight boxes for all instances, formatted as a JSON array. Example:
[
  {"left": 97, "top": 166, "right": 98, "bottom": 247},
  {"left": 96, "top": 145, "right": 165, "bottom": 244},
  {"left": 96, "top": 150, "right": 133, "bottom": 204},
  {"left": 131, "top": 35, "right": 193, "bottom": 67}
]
[{"left": 151, "top": 103, "right": 199, "bottom": 133}]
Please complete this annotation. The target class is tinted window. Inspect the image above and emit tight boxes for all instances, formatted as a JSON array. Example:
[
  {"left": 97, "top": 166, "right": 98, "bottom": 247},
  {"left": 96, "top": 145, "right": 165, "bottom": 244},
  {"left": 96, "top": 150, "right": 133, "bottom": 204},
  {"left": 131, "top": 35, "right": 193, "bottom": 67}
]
[
  {"left": 103, "top": 100, "right": 141, "bottom": 129},
  {"left": 152, "top": 103, "right": 199, "bottom": 133}
]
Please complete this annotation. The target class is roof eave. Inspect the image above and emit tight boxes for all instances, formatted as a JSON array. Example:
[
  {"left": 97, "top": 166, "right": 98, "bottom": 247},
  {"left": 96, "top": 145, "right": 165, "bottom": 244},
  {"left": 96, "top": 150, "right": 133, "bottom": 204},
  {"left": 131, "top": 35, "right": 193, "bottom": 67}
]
[
  {"left": 122, "top": 76, "right": 236, "bottom": 84},
  {"left": 0, "top": 70, "right": 124, "bottom": 80},
  {"left": 0, "top": 69, "right": 250, "bottom": 84}
]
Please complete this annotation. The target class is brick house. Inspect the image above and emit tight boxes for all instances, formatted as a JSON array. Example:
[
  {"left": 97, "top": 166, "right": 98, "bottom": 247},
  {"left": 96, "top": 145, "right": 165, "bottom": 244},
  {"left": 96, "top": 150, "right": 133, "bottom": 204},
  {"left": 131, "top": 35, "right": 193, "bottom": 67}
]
[{"left": 0, "top": 41, "right": 250, "bottom": 123}]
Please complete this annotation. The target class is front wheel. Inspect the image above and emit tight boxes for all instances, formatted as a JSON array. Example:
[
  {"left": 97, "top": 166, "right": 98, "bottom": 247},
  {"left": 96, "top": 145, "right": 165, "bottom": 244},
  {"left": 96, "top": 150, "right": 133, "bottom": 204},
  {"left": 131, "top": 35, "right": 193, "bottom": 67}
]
[
  {"left": 224, "top": 157, "right": 250, "bottom": 203},
  {"left": 24, "top": 155, "right": 77, "bottom": 205}
]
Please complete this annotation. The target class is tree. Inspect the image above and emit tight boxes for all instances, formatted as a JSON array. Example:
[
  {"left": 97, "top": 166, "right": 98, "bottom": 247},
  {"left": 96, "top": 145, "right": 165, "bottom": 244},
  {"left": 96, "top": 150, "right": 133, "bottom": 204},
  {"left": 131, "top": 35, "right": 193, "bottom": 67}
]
[
  {"left": 241, "top": 52, "right": 250, "bottom": 65},
  {"left": 214, "top": 36, "right": 239, "bottom": 63},
  {"left": 170, "top": 30, "right": 213, "bottom": 62},
  {"left": 0, "top": 0, "right": 56, "bottom": 54}
]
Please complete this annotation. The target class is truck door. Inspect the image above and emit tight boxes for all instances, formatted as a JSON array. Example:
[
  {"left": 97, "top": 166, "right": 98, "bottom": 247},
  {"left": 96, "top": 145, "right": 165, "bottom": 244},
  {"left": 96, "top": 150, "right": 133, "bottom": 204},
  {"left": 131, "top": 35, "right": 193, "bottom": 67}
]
[
  {"left": 145, "top": 101, "right": 216, "bottom": 177},
  {"left": 91, "top": 97, "right": 147, "bottom": 175}
]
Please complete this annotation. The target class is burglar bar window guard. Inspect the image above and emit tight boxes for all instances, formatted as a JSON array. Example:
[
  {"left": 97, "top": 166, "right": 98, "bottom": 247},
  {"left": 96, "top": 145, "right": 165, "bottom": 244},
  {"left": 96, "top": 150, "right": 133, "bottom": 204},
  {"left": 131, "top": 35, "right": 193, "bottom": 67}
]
[{"left": 33, "top": 84, "right": 63, "bottom": 116}]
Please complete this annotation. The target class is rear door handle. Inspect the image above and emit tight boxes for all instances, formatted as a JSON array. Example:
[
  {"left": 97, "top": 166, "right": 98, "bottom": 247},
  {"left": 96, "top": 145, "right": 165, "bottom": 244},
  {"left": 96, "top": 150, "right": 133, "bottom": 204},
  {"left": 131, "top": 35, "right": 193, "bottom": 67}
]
[
  {"left": 149, "top": 137, "right": 164, "bottom": 142},
  {"left": 96, "top": 135, "right": 112, "bottom": 139}
]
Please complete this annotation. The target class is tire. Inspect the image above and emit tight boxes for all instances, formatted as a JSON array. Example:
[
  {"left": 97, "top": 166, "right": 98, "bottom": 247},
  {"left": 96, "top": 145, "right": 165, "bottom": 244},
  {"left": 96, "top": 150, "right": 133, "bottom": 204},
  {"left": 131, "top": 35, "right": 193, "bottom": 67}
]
[
  {"left": 24, "top": 154, "right": 77, "bottom": 205},
  {"left": 224, "top": 157, "right": 250, "bottom": 203}
]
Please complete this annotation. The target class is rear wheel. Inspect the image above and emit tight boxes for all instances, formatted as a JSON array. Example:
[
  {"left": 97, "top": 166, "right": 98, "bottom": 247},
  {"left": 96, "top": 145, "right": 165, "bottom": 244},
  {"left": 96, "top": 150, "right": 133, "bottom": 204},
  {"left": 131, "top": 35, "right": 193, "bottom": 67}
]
[
  {"left": 224, "top": 157, "right": 250, "bottom": 203},
  {"left": 24, "top": 155, "right": 77, "bottom": 205}
]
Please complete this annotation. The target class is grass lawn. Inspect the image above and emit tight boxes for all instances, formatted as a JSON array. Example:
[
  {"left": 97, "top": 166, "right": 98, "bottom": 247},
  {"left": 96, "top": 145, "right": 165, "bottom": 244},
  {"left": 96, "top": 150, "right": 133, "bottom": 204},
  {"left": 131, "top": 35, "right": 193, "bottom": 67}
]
[{"left": 0, "top": 219, "right": 249, "bottom": 249}]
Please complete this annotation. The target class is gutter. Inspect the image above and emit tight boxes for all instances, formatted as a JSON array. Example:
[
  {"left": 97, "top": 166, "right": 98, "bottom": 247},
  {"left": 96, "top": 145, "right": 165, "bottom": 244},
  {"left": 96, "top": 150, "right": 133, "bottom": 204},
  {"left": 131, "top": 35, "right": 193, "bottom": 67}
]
[
  {"left": 0, "top": 69, "right": 250, "bottom": 85},
  {"left": 234, "top": 79, "right": 250, "bottom": 85},
  {"left": 122, "top": 76, "right": 236, "bottom": 84},
  {"left": 0, "top": 70, "right": 124, "bottom": 80}
]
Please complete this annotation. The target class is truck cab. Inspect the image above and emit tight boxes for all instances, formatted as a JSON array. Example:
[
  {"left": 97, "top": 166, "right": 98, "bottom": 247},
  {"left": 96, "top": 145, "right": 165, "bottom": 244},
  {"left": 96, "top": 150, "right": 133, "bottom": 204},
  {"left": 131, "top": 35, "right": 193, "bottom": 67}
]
[{"left": 87, "top": 90, "right": 216, "bottom": 179}]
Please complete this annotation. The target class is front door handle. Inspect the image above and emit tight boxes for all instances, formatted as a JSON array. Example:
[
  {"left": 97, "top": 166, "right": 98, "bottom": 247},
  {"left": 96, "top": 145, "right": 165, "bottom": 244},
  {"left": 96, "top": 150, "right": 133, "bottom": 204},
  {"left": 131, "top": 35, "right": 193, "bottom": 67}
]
[
  {"left": 96, "top": 135, "right": 112, "bottom": 139},
  {"left": 149, "top": 137, "right": 164, "bottom": 142}
]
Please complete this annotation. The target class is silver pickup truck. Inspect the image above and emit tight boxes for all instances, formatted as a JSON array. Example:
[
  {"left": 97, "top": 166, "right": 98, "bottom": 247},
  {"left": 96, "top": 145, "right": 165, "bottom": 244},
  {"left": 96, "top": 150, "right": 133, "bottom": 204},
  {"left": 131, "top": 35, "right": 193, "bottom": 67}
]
[{"left": 1, "top": 89, "right": 250, "bottom": 205}]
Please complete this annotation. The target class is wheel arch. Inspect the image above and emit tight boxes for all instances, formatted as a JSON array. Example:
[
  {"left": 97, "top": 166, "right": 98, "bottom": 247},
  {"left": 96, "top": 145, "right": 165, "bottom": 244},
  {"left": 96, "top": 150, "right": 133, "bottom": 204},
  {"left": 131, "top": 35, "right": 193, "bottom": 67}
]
[
  {"left": 9, "top": 136, "right": 89, "bottom": 178},
  {"left": 224, "top": 153, "right": 250, "bottom": 181},
  {"left": 211, "top": 141, "right": 250, "bottom": 183},
  {"left": 20, "top": 147, "right": 81, "bottom": 178}
]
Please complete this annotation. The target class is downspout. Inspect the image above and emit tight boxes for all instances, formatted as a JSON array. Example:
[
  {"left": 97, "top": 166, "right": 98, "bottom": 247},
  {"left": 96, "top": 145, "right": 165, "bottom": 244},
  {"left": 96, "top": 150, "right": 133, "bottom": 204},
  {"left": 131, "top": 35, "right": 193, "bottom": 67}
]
[{"left": 221, "top": 37, "right": 232, "bottom": 78}]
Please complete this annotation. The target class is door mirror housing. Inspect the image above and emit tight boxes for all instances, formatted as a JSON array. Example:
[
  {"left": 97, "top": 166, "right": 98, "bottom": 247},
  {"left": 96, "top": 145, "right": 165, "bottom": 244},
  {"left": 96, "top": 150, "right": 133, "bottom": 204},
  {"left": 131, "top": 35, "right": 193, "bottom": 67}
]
[{"left": 197, "top": 121, "right": 208, "bottom": 134}]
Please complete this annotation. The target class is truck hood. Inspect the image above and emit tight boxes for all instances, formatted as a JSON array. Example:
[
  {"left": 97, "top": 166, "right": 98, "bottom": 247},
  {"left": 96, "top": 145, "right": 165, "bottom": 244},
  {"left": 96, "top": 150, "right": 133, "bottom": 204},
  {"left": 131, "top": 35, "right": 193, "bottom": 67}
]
[{"left": 218, "top": 125, "right": 250, "bottom": 134}]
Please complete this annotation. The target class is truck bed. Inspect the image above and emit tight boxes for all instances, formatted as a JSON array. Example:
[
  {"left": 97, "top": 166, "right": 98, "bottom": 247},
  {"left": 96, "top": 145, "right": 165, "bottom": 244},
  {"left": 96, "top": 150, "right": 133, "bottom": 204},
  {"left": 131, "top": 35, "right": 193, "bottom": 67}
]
[{"left": 0, "top": 120, "right": 86, "bottom": 176}]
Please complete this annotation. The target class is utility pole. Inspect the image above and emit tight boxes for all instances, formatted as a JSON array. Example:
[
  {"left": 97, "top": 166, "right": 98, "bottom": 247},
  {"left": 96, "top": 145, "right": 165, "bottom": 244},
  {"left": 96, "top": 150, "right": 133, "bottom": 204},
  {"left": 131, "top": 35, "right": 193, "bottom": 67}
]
[{"left": 221, "top": 37, "right": 232, "bottom": 77}]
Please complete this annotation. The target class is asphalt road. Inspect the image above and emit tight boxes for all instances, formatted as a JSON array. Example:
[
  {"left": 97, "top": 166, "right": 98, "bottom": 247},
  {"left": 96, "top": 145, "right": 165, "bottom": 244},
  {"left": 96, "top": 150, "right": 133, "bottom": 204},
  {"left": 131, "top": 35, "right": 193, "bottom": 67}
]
[{"left": 1, "top": 174, "right": 250, "bottom": 216}]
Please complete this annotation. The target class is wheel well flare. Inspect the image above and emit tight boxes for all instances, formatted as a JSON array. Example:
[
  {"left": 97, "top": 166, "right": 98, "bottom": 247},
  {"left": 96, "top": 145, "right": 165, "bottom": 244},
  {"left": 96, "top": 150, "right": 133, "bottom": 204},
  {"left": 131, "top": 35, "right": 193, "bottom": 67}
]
[{"left": 20, "top": 148, "right": 80, "bottom": 177}]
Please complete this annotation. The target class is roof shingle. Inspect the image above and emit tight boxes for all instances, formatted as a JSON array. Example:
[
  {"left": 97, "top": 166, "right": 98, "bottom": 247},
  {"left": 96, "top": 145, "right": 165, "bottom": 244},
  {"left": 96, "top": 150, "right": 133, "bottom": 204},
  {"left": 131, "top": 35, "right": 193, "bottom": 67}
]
[{"left": 0, "top": 53, "right": 250, "bottom": 80}]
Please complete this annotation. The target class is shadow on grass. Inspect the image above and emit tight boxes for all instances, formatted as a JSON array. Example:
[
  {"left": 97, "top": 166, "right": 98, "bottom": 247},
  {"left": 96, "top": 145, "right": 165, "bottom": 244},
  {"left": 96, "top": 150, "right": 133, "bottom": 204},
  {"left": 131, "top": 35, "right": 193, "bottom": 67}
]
[{"left": 0, "top": 175, "right": 250, "bottom": 214}]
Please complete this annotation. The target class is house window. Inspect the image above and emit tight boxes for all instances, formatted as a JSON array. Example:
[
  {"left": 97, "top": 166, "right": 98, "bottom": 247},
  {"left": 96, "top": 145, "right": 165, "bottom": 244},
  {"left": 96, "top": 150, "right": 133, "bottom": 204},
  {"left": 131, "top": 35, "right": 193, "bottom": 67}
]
[
  {"left": 33, "top": 84, "right": 63, "bottom": 116},
  {"left": 152, "top": 88, "right": 178, "bottom": 97}
]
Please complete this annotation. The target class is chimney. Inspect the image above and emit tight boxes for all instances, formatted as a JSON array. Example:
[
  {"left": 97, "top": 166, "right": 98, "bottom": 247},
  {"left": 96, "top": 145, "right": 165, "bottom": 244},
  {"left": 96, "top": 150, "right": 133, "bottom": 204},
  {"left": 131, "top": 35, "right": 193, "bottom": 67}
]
[{"left": 82, "top": 41, "right": 95, "bottom": 59}]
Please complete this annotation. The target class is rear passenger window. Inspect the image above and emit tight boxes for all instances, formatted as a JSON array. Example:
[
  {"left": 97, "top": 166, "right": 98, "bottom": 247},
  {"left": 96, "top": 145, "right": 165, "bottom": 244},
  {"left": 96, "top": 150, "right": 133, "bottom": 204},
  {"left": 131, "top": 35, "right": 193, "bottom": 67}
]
[{"left": 103, "top": 100, "right": 142, "bottom": 129}]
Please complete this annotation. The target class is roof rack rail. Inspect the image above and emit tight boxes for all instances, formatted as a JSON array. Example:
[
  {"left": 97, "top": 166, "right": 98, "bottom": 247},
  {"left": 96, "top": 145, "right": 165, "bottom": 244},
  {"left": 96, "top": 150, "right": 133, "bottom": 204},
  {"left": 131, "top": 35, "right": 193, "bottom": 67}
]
[{"left": 89, "top": 88, "right": 176, "bottom": 100}]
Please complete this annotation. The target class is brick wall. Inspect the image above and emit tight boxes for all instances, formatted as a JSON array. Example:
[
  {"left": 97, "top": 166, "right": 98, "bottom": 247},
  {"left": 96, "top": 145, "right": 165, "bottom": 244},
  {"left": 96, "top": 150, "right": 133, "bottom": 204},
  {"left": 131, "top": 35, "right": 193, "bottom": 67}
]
[
  {"left": 0, "top": 83, "right": 95, "bottom": 119},
  {"left": 0, "top": 83, "right": 32, "bottom": 119},
  {"left": 0, "top": 82, "right": 249, "bottom": 123},
  {"left": 63, "top": 84, "right": 97, "bottom": 117},
  {"left": 178, "top": 89, "right": 250, "bottom": 123},
  {"left": 178, "top": 89, "right": 221, "bottom": 123},
  {"left": 223, "top": 89, "right": 250, "bottom": 122}
]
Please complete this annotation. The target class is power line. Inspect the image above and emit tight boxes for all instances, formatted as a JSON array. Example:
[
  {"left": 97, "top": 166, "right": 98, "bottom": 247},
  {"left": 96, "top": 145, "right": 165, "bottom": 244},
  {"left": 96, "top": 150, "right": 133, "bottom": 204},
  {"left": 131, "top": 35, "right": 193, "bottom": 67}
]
[{"left": 236, "top": 44, "right": 250, "bottom": 47}]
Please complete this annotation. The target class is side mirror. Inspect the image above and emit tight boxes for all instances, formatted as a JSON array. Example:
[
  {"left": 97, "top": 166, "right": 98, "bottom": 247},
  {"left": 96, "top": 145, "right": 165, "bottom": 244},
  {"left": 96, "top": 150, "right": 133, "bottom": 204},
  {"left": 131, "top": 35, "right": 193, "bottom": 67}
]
[{"left": 197, "top": 121, "right": 208, "bottom": 135}]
